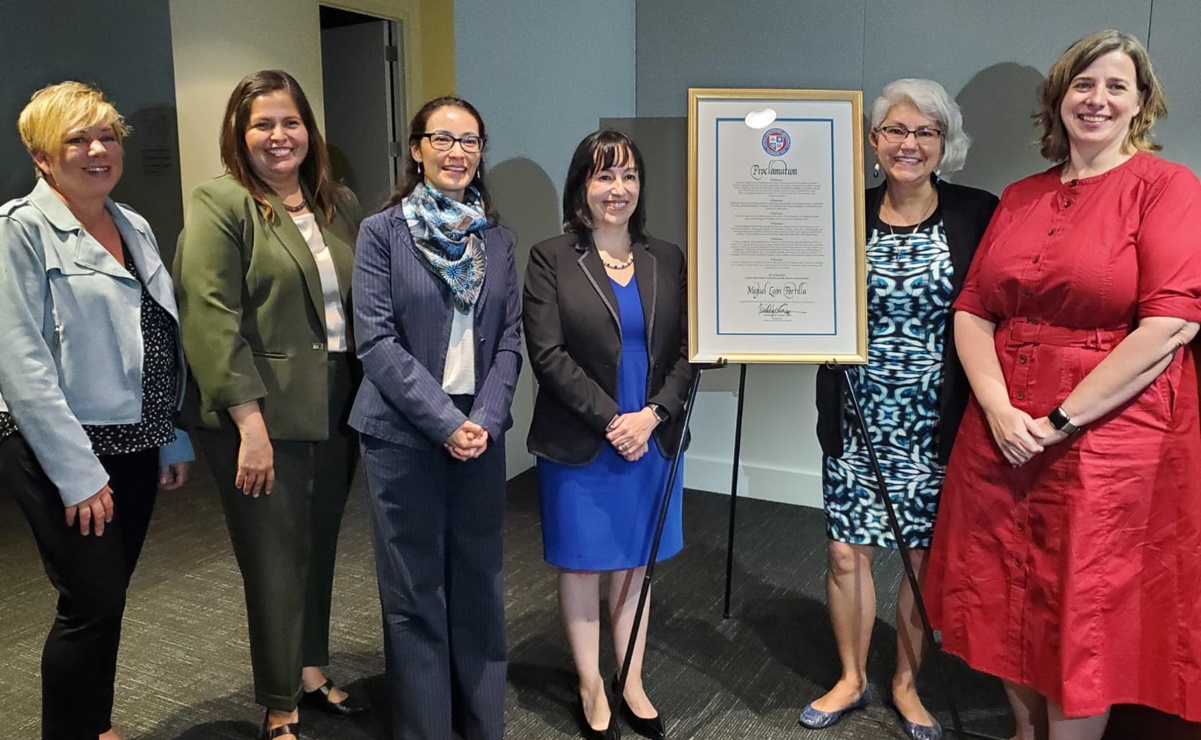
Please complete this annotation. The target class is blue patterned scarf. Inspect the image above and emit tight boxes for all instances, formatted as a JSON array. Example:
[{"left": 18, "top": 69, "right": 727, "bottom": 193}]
[{"left": 402, "top": 181, "right": 489, "bottom": 312}]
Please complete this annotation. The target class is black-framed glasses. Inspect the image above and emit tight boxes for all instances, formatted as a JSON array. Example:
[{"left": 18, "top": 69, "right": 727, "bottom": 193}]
[
  {"left": 875, "top": 125, "right": 943, "bottom": 143},
  {"left": 420, "top": 132, "right": 485, "bottom": 153}
]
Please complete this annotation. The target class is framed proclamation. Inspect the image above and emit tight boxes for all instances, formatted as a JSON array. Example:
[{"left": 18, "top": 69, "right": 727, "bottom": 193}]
[{"left": 688, "top": 88, "right": 867, "bottom": 364}]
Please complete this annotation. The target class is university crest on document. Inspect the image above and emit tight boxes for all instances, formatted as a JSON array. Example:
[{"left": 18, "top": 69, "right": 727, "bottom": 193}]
[{"left": 761, "top": 128, "right": 791, "bottom": 156}]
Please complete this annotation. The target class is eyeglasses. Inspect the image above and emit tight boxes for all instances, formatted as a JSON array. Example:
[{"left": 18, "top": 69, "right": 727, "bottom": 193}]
[
  {"left": 419, "top": 132, "right": 485, "bottom": 153},
  {"left": 875, "top": 125, "right": 943, "bottom": 144}
]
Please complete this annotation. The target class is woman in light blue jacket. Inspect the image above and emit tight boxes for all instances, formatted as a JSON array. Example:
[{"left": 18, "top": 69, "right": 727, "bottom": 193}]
[{"left": 0, "top": 81, "right": 192, "bottom": 740}]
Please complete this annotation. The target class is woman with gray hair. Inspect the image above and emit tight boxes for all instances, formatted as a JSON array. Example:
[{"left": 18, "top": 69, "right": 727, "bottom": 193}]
[{"left": 806, "top": 78, "right": 997, "bottom": 740}]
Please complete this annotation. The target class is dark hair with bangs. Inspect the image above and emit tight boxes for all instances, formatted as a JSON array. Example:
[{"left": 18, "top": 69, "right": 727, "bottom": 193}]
[
  {"left": 562, "top": 129, "right": 648, "bottom": 242},
  {"left": 219, "top": 69, "right": 347, "bottom": 223}
]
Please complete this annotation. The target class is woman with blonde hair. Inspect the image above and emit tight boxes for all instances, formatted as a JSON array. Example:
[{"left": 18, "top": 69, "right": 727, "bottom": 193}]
[{"left": 0, "top": 81, "right": 192, "bottom": 740}]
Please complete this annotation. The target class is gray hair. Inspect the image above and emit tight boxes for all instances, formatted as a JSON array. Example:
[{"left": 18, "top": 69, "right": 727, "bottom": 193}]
[{"left": 869, "top": 78, "right": 971, "bottom": 175}]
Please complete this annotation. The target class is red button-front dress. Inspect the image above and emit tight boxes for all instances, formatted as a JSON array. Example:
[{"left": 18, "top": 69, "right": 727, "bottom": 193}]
[{"left": 925, "top": 152, "right": 1201, "bottom": 720}]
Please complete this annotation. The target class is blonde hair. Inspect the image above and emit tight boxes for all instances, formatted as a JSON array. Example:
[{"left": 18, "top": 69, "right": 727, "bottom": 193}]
[
  {"left": 17, "top": 81, "right": 130, "bottom": 177},
  {"left": 1036, "top": 30, "right": 1166, "bottom": 162}
]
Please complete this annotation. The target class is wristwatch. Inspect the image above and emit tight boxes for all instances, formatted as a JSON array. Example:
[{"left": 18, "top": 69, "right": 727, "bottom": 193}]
[
  {"left": 647, "top": 403, "right": 670, "bottom": 424},
  {"left": 1048, "top": 406, "right": 1079, "bottom": 435}
]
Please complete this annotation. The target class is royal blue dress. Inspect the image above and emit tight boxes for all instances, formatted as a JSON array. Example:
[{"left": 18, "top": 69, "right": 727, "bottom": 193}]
[{"left": 538, "top": 277, "right": 684, "bottom": 571}]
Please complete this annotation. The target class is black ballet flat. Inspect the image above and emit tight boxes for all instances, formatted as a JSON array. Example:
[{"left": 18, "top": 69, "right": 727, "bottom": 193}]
[
  {"left": 299, "top": 679, "right": 369, "bottom": 717},
  {"left": 260, "top": 711, "right": 300, "bottom": 739},
  {"left": 576, "top": 692, "right": 622, "bottom": 740},
  {"left": 610, "top": 675, "right": 666, "bottom": 740}
]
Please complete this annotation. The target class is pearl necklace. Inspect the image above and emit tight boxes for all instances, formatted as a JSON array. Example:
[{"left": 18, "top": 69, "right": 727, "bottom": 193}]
[{"left": 599, "top": 251, "right": 634, "bottom": 270}]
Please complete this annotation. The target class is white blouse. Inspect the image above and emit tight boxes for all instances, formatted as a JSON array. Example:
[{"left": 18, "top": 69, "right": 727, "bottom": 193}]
[
  {"left": 290, "top": 212, "right": 347, "bottom": 353},
  {"left": 442, "top": 305, "right": 476, "bottom": 394}
]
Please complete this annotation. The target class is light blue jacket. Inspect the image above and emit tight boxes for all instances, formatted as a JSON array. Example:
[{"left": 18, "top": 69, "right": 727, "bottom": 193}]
[{"left": 0, "top": 179, "right": 193, "bottom": 506}]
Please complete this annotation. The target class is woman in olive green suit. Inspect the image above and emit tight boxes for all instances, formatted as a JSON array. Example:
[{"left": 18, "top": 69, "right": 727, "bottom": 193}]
[{"left": 174, "top": 70, "right": 365, "bottom": 740}]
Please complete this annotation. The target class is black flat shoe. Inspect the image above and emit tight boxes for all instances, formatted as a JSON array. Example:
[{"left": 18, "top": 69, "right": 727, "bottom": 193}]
[
  {"left": 299, "top": 679, "right": 369, "bottom": 717},
  {"left": 261, "top": 712, "right": 299, "bottom": 739},
  {"left": 610, "top": 675, "right": 666, "bottom": 740},
  {"left": 576, "top": 692, "right": 621, "bottom": 740}
]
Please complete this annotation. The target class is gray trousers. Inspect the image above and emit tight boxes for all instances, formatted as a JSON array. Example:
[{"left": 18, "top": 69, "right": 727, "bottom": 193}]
[
  {"left": 360, "top": 395, "right": 507, "bottom": 740},
  {"left": 198, "top": 355, "right": 356, "bottom": 710}
]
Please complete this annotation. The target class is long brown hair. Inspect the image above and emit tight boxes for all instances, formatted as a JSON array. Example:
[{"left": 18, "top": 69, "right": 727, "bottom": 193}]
[
  {"left": 219, "top": 70, "right": 347, "bottom": 222},
  {"left": 381, "top": 96, "right": 497, "bottom": 222},
  {"left": 1036, "top": 30, "right": 1167, "bottom": 162}
]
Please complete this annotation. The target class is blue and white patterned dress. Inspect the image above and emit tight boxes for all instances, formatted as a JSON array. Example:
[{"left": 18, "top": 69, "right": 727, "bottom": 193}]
[{"left": 822, "top": 209, "right": 952, "bottom": 548}]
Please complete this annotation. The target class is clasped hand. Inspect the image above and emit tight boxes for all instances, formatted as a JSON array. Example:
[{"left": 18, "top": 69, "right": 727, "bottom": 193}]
[
  {"left": 605, "top": 408, "right": 659, "bottom": 462},
  {"left": 986, "top": 405, "right": 1070, "bottom": 467},
  {"left": 445, "top": 419, "right": 488, "bottom": 461}
]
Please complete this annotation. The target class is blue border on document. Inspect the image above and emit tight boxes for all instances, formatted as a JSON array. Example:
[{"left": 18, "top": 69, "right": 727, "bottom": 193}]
[{"left": 714, "top": 116, "right": 838, "bottom": 336}]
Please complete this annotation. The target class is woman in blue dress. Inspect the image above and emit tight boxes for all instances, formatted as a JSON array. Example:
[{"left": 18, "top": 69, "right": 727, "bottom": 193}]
[
  {"left": 806, "top": 79, "right": 998, "bottom": 740},
  {"left": 524, "top": 130, "right": 694, "bottom": 740}
]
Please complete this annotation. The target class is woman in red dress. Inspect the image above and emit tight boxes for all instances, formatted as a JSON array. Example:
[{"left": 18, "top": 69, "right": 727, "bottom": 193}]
[{"left": 926, "top": 29, "right": 1201, "bottom": 740}]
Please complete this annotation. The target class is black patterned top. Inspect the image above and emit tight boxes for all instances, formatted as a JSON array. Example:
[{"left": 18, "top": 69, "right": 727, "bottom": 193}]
[{"left": 0, "top": 250, "right": 178, "bottom": 455}]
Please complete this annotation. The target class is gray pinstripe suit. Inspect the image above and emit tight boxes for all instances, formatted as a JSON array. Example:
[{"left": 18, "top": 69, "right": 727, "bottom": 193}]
[{"left": 350, "top": 205, "right": 521, "bottom": 740}]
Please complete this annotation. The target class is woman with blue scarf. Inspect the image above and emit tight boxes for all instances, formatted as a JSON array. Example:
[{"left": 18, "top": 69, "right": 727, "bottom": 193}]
[{"left": 350, "top": 96, "right": 522, "bottom": 740}]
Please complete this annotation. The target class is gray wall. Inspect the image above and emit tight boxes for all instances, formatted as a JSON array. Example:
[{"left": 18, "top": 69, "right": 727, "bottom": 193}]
[
  {"left": 636, "top": 0, "right": 1198, "bottom": 187},
  {"left": 632, "top": 0, "right": 1200, "bottom": 504},
  {"left": 1, "top": 0, "right": 183, "bottom": 255},
  {"left": 455, "top": 0, "right": 638, "bottom": 475}
]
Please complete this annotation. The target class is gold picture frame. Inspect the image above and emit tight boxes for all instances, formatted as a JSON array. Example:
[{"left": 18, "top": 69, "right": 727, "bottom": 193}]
[{"left": 687, "top": 88, "right": 867, "bottom": 364}]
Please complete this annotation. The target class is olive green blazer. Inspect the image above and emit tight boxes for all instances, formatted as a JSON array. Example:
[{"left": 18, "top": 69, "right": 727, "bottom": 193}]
[{"left": 174, "top": 174, "right": 360, "bottom": 440}]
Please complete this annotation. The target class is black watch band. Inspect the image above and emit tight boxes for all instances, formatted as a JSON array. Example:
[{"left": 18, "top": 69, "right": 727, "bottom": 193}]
[
  {"left": 647, "top": 403, "right": 670, "bottom": 423},
  {"left": 1048, "top": 406, "right": 1079, "bottom": 434}
]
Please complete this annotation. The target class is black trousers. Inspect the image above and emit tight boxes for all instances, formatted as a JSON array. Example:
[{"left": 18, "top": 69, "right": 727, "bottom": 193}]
[
  {"left": 0, "top": 434, "right": 158, "bottom": 740},
  {"left": 360, "top": 396, "right": 508, "bottom": 740},
  {"left": 197, "top": 355, "right": 357, "bottom": 710}
]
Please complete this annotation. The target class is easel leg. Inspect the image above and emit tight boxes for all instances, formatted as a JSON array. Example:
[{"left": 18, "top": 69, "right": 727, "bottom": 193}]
[{"left": 722, "top": 363, "right": 748, "bottom": 619}]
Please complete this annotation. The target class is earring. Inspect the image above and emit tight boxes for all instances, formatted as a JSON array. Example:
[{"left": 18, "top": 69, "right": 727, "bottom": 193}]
[
  {"left": 872, "top": 162, "right": 880, "bottom": 179},
  {"left": 416, "top": 161, "right": 423, "bottom": 176}
]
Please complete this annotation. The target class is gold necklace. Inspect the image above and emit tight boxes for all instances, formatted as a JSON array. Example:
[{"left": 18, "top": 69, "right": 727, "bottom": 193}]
[{"left": 883, "top": 191, "right": 937, "bottom": 244}]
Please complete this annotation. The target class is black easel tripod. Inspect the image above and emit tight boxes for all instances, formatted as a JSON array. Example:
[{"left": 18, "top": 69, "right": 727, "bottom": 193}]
[
  {"left": 836, "top": 362, "right": 970, "bottom": 740},
  {"left": 611, "top": 361, "right": 713, "bottom": 726},
  {"left": 715, "top": 362, "right": 1005, "bottom": 740}
]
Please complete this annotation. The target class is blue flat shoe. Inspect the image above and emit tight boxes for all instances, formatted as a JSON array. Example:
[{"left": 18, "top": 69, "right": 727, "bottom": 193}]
[
  {"left": 797, "top": 686, "right": 873, "bottom": 729},
  {"left": 889, "top": 702, "right": 943, "bottom": 740}
]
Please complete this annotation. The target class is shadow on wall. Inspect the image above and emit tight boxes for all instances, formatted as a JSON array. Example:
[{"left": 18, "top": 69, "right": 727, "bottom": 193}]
[
  {"left": 118, "top": 106, "right": 185, "bottom": 263},
  {"left": 489, "top": 156, "right": 561, "bottom": 277},
  {"left": 955, "top": 63, "right": 1050, "bottom": 195},
  {"left": 487, "top": 156, "right": 560, "bottom": 476}
]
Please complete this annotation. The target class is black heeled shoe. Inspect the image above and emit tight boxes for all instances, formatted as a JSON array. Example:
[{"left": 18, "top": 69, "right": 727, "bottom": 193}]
[
  {"left": 610, "top": 675, "right": 666, "bottom": 740},
  {"left": 260, "top": 711, "right": 300, "bottom": 739},
  {"left": 575, "top": 691, "right": 622, "bottom": 740},
  {"left": 299, "top": 679, "right": 369, "bottom": 717}
]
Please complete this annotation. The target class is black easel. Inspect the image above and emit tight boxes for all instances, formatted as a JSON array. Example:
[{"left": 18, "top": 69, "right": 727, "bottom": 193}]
[
  {"left": 617, "top": 361, "right": 1002, "bottom": 740},
  {"left": 718, "top": 361, "right": 1003, "bottom": 740},
  {"left": 836, "top": 362, "right": 984, "bottom": 740},
  {"left": 613, "top": 363, "right": 711, "bottom": 720},
  {"left": 722, "top": 363, "right": 748, "bottom": 619}
]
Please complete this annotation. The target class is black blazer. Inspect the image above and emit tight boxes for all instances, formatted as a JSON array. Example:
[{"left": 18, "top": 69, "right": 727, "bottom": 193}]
[
  {"left": 816, "top": 178, "right": 999, "bottom": 464},
  {"left": 524, "top": 231, "right": 694, "bottom": 465}
]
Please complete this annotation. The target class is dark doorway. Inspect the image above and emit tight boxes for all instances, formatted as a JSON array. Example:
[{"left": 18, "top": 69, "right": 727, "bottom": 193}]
[{"left": 319, "top": 6, "right": 407, "bottom": 212}]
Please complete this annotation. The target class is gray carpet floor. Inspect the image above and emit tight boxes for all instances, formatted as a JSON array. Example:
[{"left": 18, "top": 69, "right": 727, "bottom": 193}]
[{"left": 0, "top": 457, "right": 1015, "bottom": 739}]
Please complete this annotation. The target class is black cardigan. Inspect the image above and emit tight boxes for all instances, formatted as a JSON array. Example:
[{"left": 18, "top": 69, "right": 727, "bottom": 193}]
[{"left": 815, "top": 178, "right": 999, "bottom": 464}]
